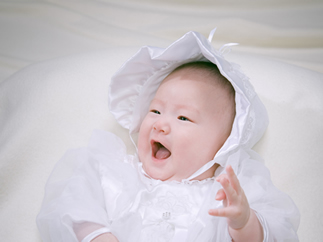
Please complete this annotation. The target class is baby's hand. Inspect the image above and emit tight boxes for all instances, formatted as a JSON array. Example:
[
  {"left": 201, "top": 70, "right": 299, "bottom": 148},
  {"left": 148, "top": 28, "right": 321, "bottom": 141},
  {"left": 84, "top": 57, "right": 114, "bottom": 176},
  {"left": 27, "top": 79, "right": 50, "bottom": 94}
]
[
  {"left": 91, "top": 233, "right": 119, "bottom": 242},
  {"left": 208, "top": 165, "right": 250, "bottom": 230}
]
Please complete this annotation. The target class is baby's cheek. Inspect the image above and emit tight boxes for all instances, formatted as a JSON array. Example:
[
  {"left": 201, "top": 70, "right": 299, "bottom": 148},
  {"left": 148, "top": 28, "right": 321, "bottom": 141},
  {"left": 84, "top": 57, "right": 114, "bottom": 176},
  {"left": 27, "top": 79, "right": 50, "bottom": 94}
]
[{"left": 137, "top": 139, "right": 147, "bottom": 162}]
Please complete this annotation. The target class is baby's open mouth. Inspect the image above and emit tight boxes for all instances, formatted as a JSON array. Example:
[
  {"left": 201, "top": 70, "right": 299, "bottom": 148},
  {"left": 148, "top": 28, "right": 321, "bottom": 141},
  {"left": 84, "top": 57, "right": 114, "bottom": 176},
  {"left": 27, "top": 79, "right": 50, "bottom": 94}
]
[{"left": 152, "top": 141, "right": 171, "bottom": 160}]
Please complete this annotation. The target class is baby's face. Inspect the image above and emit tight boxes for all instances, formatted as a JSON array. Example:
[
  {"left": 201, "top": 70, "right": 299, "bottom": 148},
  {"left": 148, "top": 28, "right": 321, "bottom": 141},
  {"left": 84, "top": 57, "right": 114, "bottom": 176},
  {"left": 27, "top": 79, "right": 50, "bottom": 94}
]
[{"left": 137, "top": 69, "right": 234, "bottom": 181}]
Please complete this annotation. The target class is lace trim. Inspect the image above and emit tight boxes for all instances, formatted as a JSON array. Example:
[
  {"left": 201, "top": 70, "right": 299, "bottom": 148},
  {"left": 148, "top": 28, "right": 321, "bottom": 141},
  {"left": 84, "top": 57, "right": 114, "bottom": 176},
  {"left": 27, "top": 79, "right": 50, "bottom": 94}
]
[
  {"left": 229, "top": 63, "right": 256, "bottom": 100},
  {"left": 142, "top": 172, "right": 216, "bottom": 186},
  {"left": 241, "top": 116, "right": 254, "bottom": 145},
  {"left": 130, "top": 155, "right": 217, "bottom": 186}
]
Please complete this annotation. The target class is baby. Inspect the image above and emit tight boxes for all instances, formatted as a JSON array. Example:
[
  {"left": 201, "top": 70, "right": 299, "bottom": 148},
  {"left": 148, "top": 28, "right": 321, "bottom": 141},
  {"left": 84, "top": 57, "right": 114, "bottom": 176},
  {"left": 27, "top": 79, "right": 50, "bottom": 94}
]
[
  {"left": 37, "top": 31, "right": 299, "bottom": 242},
  {"left": 97, "top": 62, "right": 260, "bottom": 241}
]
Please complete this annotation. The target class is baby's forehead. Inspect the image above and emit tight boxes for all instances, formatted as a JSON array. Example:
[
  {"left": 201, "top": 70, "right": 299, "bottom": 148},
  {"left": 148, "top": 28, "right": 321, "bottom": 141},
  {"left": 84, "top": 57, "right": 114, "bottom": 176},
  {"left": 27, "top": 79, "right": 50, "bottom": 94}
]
[
  {"left": 160, "top": 65, "right": 236, "bottom": 114},
  {"left": 158, "top": 71, "right": 233, "bottom": 105}
]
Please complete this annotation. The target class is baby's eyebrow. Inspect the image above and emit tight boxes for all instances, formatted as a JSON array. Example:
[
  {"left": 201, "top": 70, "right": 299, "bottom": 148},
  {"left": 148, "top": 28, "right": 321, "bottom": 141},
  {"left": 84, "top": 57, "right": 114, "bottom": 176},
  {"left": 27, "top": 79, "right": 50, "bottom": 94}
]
[
  {"left": 175, "top": 103, "right": 200, "bottom": 114},
  {"left": 149, "top": 98, "right": 163, "bottom": 107},
  {"left": 150, "top": 98, "right": 200, "bottom": 114}
]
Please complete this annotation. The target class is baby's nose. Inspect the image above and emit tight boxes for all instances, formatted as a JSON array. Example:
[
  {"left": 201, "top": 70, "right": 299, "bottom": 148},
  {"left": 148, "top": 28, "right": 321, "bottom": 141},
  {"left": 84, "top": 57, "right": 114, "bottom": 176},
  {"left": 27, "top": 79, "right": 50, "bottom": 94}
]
[{"left": 153, "top": 120, "right": 170, "bottom": 134}]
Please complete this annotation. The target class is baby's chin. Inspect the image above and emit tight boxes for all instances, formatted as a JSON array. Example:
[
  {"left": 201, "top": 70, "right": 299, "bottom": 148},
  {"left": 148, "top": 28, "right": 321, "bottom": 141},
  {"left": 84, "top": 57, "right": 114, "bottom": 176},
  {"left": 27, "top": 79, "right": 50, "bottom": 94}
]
[
  {"left": 146, "top": 168, "right": 216, "bottom": 182},
  {"left": 143, "top": 166, "right": 182, "bottom": 182}
]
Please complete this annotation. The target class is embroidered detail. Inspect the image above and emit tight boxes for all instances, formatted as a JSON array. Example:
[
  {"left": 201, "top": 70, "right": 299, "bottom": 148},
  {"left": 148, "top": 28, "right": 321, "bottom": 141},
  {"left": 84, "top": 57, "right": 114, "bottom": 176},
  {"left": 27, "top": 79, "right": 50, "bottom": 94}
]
[
  {"left": 140, "top": 191, "right": 193, "bottom": 242},
  {"left": 142, "top": 191, "right": 193, "bottom": 217},
  {"left": 229, "top": 63, "right": 256, "bottom": 100},
  {"left": 140, "top": 220, "right": 175, "bottom": 242},
  {"left": 241, "top": 116, "right": 253, "bottom": 145},
  {"left": 157, "top": 192, "right": 193, "bottom": 216},
  {"left": 242, "top": 76, "right": 256, "bottom": 99},
  {"left": 162, "top": 211, "right": 171, "bottom": 220}
]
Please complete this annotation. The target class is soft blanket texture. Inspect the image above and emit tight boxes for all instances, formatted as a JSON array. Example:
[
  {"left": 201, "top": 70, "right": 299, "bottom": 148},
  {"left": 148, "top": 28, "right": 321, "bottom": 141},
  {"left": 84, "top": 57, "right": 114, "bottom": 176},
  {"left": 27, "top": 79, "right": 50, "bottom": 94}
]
[{"left": 0, "top": 0, "right": 322, "bottom": 241}]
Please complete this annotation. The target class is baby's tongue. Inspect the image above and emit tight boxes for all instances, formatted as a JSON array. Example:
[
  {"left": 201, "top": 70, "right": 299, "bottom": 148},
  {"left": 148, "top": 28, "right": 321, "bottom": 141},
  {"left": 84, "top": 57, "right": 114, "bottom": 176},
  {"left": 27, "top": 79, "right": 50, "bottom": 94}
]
[{"left": 156, "top": 146, "right": 171, "bottom": 159}]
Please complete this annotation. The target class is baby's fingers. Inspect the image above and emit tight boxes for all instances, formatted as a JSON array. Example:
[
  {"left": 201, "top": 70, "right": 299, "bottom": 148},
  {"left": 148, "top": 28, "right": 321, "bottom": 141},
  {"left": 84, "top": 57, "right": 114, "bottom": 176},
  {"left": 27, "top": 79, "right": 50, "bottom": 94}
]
[
  {"left": 216, "top": 176, "right": 237, "bottom": 203},
  {"left": 215, "top": 189, "right": 226, "bottom": 201},
  {"left": 208, "top": 207, "right": 234, "bottom": 218},
  {"left": 226, "top": 165, "right": 241, "bottom": 194}
]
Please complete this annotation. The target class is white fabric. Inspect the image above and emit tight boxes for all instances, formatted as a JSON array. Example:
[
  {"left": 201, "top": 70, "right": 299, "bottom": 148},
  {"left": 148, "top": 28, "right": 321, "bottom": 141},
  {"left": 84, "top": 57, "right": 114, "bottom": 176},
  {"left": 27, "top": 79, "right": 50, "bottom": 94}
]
[
  {"left": 1, "top": 1, "right": 323, "bottom": 242},
  {"left": 37, "top": 130, "right": 299, "bottom": 241},
  {"left": 82, "top": 228, "right": 110, "bottom": 242}
]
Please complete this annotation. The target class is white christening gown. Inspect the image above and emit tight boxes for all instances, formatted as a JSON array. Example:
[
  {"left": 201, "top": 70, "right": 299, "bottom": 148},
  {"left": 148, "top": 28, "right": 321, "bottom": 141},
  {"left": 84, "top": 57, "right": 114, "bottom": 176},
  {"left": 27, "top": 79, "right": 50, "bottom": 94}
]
[{"left": 37, "top": 130, "right": 299, "bottom": 242}]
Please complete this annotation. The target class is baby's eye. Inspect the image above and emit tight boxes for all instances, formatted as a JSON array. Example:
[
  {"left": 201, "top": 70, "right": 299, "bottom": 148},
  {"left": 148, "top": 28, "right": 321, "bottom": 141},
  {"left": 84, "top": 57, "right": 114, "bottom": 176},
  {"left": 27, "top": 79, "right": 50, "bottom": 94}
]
[
  {"left": 178, "top": 116, "right": 190, "bottom": 121},
  {"left": 151, "top": 109, "right": 161, "bottom": 115}
]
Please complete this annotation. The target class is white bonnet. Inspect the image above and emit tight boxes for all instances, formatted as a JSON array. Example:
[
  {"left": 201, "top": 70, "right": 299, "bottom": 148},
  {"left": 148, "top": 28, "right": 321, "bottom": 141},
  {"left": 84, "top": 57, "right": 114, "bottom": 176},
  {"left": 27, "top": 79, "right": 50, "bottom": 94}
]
[{"left": 108, "top": 30, "right": 268, "bottom": 177}]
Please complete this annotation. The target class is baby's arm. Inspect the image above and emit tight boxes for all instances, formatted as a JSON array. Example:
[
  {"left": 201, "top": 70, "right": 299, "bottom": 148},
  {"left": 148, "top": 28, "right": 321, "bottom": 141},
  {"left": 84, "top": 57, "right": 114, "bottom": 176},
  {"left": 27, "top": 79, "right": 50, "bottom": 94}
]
[
  {"left": 74, "top": 222, "right": 118, "bottom": 242},
  {"left": 208, "top": 165, "right": 263, "bottom": 242},
  {"left": 91, "top": 233, "right": 119, "bottom": 242}
]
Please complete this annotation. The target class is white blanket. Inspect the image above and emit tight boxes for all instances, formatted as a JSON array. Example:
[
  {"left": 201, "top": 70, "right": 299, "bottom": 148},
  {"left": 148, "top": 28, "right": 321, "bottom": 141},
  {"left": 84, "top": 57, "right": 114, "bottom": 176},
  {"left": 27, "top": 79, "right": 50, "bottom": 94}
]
[{"left": 0, "top": 1, "right": 322, "bottom": 241}]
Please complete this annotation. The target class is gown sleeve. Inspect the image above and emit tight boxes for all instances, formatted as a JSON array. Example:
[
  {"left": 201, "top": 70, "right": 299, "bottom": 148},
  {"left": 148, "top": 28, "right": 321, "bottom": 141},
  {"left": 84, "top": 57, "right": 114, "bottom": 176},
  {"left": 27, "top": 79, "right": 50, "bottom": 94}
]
[
  {"left": 231, "top": 149, "right": 300, "bottom": 242},
  {"left": 36, "top": 130, "right": 129, "bottom": 242}
]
